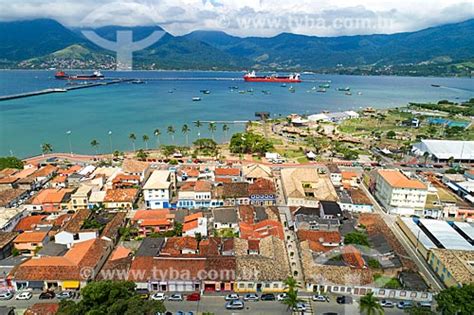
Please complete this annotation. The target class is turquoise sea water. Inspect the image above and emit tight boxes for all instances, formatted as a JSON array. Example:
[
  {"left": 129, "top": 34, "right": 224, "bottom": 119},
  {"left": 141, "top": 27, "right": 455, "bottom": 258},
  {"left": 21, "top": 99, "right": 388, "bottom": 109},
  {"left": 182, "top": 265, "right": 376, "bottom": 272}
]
[{"left": 0, "top": 70, "right": 473, "bottom": 158}]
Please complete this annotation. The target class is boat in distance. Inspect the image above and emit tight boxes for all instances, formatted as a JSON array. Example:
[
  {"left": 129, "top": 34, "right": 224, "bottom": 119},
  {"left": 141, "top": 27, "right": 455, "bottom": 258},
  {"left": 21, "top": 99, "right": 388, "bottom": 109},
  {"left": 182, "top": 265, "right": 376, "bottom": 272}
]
[
  {"left": 244, "top": 71, "right": 301, "bottom": 83},
  {"left": 55, "top": 70, "right": 104, "bottom": 80}
]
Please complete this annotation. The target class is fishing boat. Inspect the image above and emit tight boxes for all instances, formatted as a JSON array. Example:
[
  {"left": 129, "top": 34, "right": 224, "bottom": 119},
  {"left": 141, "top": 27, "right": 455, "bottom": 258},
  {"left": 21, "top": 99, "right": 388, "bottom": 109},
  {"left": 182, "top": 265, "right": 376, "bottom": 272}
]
[
  {"left": 345, "top": 92, "right": 352, "bottom": 96},
  {"left": 319, "top": 83, "right": 330, "bottom": 88},
  {"left": 192, "top": 97, "right": 202, "bottom": 101},
  {"left": 338, "top": 87, "right": 351, "bottom": 92},
  {"left": 200, "top": 89, "right": 211, "bottom": 94},
  {"left": 317, "top": 88, "right": 327, "bottom": 93},
  {"left": 431, "top": 84, "right": 441, "bottom": 87}
]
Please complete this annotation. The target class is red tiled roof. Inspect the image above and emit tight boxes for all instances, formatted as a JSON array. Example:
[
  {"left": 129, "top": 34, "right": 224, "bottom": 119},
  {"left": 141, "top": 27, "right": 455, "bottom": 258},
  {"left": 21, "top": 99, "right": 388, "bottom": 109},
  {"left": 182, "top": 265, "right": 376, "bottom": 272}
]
[
  {"left": 112, "top": 174, "right": 140, "bottom": 183},
  {"left": 104, "top": 188, "right": 138, "bottom": 202},
  {"left": 238, "top": 205, "right": 255, "bottom": 224},
  {"left": 184, "top": 212, "right": 203, "bottom": 223},
  {"left": 297, "top": 230, "right": 342, "bottom": 244},
  {"left": 51, "top": 175, "right": 67, "bottom": 183},
  {"left": 183, "top": 168, "right": 200, "bottom": 177},
  {"left": 215, "top": 177, "right": 232, "bottom": 183},
  {"left": 342, "top": 245, "right": 365, "bottom": 269},
  {"left": 161, "top": 237, "right": 198, "bottom": 255},
  {"left": 30, "top": 188, "right": 71, "bottom": 205},
  {"left": 239, "top": 220, "right": 284, "bottom": 240},
  {"left": 183, "top": 220, "right": 199, "bottom": 232},
  {"left": 25, "top": 303, "right": 59, "bottom": 315},
  {"left": 133, "top": 209, "right": 174, "bottom": 221},
  {"left": 14, "top": 215, "right": 47, "bottom": 232},
  {"left": 341, "top": 171, "right": 358, "bottom": 180},
  {"left": 248, "top": 239, "right": 260, "bottom": 252},
  {"left": 248, "top": 178, "right": 276, "bottom": 195},
  {"left": 14, "top": 231, "right": 48, "bottom": 243},
  {"left": 32, "top": 165, "right": 57, "bottom": 178},
  {"left": 215, "top": 168, "right": 240, "bottom": 176}
]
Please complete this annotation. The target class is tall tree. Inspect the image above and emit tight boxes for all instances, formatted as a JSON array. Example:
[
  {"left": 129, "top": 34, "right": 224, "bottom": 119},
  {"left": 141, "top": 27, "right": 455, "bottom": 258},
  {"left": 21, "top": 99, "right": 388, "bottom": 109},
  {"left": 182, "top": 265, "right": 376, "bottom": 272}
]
[
  {"left": 194, "top": 120, "right": 202, "bottom": 138},
  {"left": 182, "top": 124, "right": 190, "bottom": 146},
  {"left": 90, "top": 140, "right": 99, "bottom": 155},
  {"left": 129, "top": 133, "right": 137, "bottom": 152},
  {"left": 41, "top": 143, "right": 53, "bottom": 156},
  {"left": 167, "top": 126, "right": 176, "bottom": 145},
  {"left": 436, "top": 284, "right": 474, "bottom": 315},
  {"left": 359, "top": 292, "right": 384, "bottom": 315},
  {"left": 208, "top": 122, "right": 217, "bottom": 141},
  {"left": 222, "top": 124, "right": 230, "bottom": 141},
  {"left": 153, "top": 129, "right": 161, "bottom": 148},
  {"left": 281, "top": 276, "right": 303, "bottom": 312},
  {"left": 142, "top": 134, "right": 149, "bottom": 150}
]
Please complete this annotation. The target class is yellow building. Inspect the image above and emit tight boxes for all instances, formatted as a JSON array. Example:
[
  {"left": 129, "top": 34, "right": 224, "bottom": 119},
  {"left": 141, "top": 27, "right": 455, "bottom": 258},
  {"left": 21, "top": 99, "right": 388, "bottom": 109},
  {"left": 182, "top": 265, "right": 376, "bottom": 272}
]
[{"left": 428, "top": 249, "right": 474, "bottom": 287}]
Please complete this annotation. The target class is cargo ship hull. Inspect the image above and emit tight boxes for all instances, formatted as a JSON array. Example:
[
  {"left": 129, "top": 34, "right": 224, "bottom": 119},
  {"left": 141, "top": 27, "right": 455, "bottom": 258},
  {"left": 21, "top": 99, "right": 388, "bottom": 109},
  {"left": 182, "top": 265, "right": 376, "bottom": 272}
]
[
  {"left": 55, "top": 71, "right": 104, "bottom": 80},
  {"left": 244, "top": 77, "right": 301, "bottom": 83}
]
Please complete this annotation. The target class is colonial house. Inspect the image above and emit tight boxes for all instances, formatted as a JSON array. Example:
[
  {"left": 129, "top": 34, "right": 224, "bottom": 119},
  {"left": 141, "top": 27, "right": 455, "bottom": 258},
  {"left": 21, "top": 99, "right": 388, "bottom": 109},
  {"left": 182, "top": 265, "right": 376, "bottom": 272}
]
[
  {"left": 121, "top": 159, "right": 151, "bottom": 182},
  {"left": 112, "top": 174, "right": 140, "bottom": 189},
  {"left": 242, "top": 164, "right": 272, "bottom": 184},
  {"left": 182, "top": 212, "right": 208, "bottom": 237},
  {"left": 143, "top": 170, "right": 175, "bottom": 209},
  {"left": 220, "top": 182, "right": 250, "bottom": 206},
  {"left": 212, "top": 208, "right": 239, "bottom": 233},
  {"left": 177, "top": 181, "right": 215, "bottom": 209},
  {"left": 248, "top": 178, "right": 276, "bottom": 206},
  {"left": 239, "top": 220, "right": 284, "bottom": 240},
  {"left": 131, "top": 210, "right": 175, "bottom": 237},
  {"left": 54, "top": 209, "right": 98, "bottom": 247},
  {"left": 214, "top": 167, "right": 241, "bottom": 182},
  {"left": 25, "top": 188, "right": 74, "bottom": 213},
  {"left": 103, "top": 188, "right": 138, "bottom": 210},
  {"left": 13, "top": 231, "right": 49, "bottom": 256},
  {"left": 71, "top": 185, "right": 93, "bottom": 211}
]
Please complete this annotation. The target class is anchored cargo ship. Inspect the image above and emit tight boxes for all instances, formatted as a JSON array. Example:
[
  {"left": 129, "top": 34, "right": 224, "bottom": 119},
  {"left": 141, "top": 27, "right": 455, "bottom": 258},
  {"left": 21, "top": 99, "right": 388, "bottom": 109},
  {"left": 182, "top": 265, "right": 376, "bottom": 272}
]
[
  {"left": 244, "top": 71, "right": 301, "bottom": 83},
  {"left": 55, "top": 71, "right": 104, "bottom": 80}
]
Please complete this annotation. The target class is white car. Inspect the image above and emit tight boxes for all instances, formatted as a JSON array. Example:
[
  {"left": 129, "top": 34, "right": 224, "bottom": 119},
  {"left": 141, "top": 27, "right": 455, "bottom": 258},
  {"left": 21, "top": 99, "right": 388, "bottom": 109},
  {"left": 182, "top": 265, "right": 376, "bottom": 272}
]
[
  {"left": 15, "top": 291, "right": 32, "bottom": 300},
  {"left": 293, "top": 302, "right": 307, "bottom": 312},
  {"left": 224, "top": 293, "right": 240, "bottom": 301},
  {"left": 0, "top": 291, "right": 13, "bottom": 300},
  {"left": 312, "top": 294, "right": 329, "bottom": 302},
  {"left": 243, "top": 293, "right": 259, "bottom": 301},
  {"left": 168, "top": 293, "right": 183, "bottom": 301},
  {"left": 150, "top": 292, "right": 166, "bottom": 301},
  {"left": 276, "top": 293, "right": 287, "bottom": 301}
]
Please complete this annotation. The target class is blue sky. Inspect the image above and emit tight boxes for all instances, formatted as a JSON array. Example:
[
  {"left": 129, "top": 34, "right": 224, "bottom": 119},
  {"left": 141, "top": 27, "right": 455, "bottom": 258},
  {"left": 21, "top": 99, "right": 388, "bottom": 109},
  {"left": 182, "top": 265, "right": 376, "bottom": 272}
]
[{"left": 0, "top": 0, "right": 473, "bottom": 36}]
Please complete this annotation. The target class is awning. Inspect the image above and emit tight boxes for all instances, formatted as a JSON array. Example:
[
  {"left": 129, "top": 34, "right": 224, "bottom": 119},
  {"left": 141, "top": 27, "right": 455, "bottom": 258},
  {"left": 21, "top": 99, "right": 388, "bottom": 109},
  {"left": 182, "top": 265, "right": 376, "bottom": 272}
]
[
  {"left": 446, "top": 182, "right": 459, "bottom": 192},
  {"left": 62, "top": 281, "right": 80, "bottom": 289}
]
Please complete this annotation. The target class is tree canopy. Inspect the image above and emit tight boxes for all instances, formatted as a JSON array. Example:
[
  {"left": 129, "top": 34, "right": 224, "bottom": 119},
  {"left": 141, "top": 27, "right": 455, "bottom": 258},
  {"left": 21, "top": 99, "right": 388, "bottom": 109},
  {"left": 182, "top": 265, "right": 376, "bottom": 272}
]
[
  {"left": 0, "top": 156, "right": 23, "bottom": 170},
  {"left": 229, "top": 132, "right": 273, "bottom": 156},
  {"left": 435, "top": 284, "right": 474, "bottom": 315},
  {"left": 57, "top": 281, "right": 165, "bottom": 315},
  {"left": 344, "top": 231, "right": 370, "bottom": 247}
]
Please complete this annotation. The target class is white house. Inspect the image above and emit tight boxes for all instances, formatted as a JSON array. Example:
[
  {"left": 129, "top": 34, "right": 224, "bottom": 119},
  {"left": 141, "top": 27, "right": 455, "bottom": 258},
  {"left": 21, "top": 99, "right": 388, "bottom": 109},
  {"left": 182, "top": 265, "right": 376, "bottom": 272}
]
[
  {"left": 143, "top": 170, "right": 175, "bottom": 209},
  {"left": 375, "top": 169, "right": 428, "bottom": 216},
  {"left": 182, "top": 212, "right": 208, "bottom": 237}
]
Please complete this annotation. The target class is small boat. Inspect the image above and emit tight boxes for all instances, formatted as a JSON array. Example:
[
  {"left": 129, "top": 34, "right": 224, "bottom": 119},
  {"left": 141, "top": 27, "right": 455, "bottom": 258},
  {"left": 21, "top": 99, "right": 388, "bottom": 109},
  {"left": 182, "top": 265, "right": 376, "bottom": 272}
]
[
  {"left": 357, "top": 92, "right": 363, "bottom": 95},
  {"left": 317, "top": 88, "right": 326, "bottom": 93},
  {"left": 345, "top": 92, "right": 352, "bottom": 96},
  {"left": 200, "top": 89, "right": 211, "bottom": 94},
  {"left": 338, "top": 87, "right": 351, "bottom": 92},
  {"left": 132, "top": 80, "right": 145, "bottom": 84},
  {"left": 229, "top": 86, "right": 239, "bottom": 90},
  {"left": 261, "top": 90, "right": 271, "bottom": 95},
  {"left": 192, "top": 97, "right": 202, "bottom": 101},
  {"left": 431, "top": 84, "right": 441, "bottom": 88},
  {"left": 289, "top": 86, "right": 296, "bottom": 93},
  {"left": 247, "top": 88, "right": 254, "bottom": 93},
  {"left": 281, "top": 83, "right": 287, "bottom": 87},
  {"left": 319, "top": 83, "right": 330, "bottom": 88},
  {"left": 238, "top": 90, "right": 246, "bottom": 94},
  {"left": 168, "top": 90, "right": 174, "bottom": 93}
]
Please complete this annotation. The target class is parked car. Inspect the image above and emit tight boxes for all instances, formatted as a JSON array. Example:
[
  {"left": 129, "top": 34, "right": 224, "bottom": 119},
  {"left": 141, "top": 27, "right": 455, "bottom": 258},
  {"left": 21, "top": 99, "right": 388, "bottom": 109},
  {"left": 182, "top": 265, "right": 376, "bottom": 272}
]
[
  {"left": 397, "top": 301, "right": 414, "bottom": 309},
  {"left": 150, "top": 292, "right": 166, "bottom": 301},
  {"left": 225, "top": 300, "right": 244, "bottom": 310},
  {"left": 136, "top": 289, "right": 150, "bottom": 300},
  {"left": 168, "top": 294, "right": 183, "bottom": 301},
  {"left": 39, "top": 291, "right": 55, "bottom": 300},
  {"left": 276, "top": 293, "right": 287, "bottom": 301},
  {"left": 312, "top": 294, "right": 329, "bottom": 302},
  {"left": 186, "top": 292, "right": 201, "bottom": 301},
  {"left": 260, "top": 293, "right": 276, "bottom": 301},
  {"left": 417, "top": 301, "right": 432, "bottom": 309},
  {"left": 224, "top": 293, "right": 240, "bottom": 301},
  {"left": 336, "top": 295, "right": 353, "bottom": 304},
  {"left": 0, "top": 291, "right": 13, "bottom": 300},
  {"left": 293, "top": 302, "right": 307, "bottom": 312},
  {"left": 15, "top": 291, "right": 32, "bottom": 300},
  {"left": 56, "top": 291, "right": 73, "bottom": 300},
  {"left": 379, "top": 300, "right": 395, "bottom": 308},
  {"left": 243, "top": 293, "right": 259, "bottom": 301}
]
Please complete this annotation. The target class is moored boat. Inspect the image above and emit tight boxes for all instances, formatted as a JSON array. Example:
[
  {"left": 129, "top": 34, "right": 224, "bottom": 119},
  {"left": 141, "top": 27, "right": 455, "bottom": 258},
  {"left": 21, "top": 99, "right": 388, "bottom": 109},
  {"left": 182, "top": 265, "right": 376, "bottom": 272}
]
[
  {"left": 244, "top": 71, "right": 301, "bottom": 83},
  {"left": 55, "top": 70, "right": 104, "bottom": 80}
]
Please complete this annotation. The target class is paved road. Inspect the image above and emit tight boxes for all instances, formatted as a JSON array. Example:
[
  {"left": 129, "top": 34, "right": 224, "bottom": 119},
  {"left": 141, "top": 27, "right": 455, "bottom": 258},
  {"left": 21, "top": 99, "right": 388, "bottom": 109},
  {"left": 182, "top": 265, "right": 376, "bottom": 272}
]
[{"left": 360, "top": 184, "right": 444, "bottom": 292}]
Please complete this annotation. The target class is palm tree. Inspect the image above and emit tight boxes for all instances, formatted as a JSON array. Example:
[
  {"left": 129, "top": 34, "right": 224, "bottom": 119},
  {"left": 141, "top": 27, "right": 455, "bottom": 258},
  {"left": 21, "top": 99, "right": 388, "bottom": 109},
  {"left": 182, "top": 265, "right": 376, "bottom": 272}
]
[
  {"left": 41, "top": 143, "right": 53, "bottom": 156},
  {"left": 281, "top": 276, "right": 303, "bottom": 312},
  {"left": 90, "top": 140, "right": 99, "bottom": 155},
  {"left": 208, "top": 122, "right": 217, "bottom": 141},
  {"left": 129, "top": 133, "right": 137, "bottom": 152},
  {"left": 167, "top": 126, "right": 176, "bottom": 144},
  {"left": 182, "top": 124, "right": 191, "bottom": 146},
  {"left": 194, "top": 120, "right": 202, "bottom": 138},
  {"left": 359, "top": 292, "right": 384, "bottom": 315},
  {"left": 154, "top": 129, "right": 161, "bottom": 148},
  {"left": 142, "top": 134, "right": 149, "bottom": 150},
  {"left": 222, "top": 124, "right": 230, "bottom": 141}
]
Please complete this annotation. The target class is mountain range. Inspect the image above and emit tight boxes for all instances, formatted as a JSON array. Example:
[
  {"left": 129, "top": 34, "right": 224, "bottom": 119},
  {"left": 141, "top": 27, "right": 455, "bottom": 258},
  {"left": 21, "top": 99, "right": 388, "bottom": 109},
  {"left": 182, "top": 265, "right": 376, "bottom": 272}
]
[{"left": 0, "top": 18, "right": 473, "bottom": 73}]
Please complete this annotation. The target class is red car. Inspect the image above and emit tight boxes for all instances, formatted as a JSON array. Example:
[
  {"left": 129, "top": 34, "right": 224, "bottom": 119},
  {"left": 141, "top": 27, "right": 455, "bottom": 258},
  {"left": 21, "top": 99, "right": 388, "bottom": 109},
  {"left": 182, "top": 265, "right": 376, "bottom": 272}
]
[{"left": 186, "top": 292, "right": 201, "bottom": 301}]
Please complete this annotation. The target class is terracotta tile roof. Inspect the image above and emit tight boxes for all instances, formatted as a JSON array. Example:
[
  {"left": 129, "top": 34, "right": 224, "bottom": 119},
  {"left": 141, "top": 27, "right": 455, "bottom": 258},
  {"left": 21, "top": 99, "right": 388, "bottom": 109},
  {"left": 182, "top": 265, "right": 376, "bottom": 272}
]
[
  {"left": 239, "top": 220, "right": 284, "bottom": 240},
  {"left": 139, "top": 219, "right": 172, "bottom": 227},
  {"left": 0, "top": 176, "right": 18, "bottom": 184},
  {"left": 238, "top": 205, "right": 255, "bottom": 224},
  {"left": 14, "top": 215, "right": 47, "bottom": 232},
  {"left": 215, "top": 177, "right": 232, "bottom": 183},
  {"left": 100, "top": 212, "right": 127, "bottom": 239},
  {"left": 0, "top": 188, "right": 27, "bottom": 207},
  {"left": 30, "top": 188, "right": 71, "bottom": 205},
  {"left": 14, "top": 231, "right": 48, "bottom": 243},
  {"left": 248, "top": 239, "right": 260, "bottom": 252},
  {"left": 110, "top": 245, "right": 132, "bottom": 261},
  {"left": 133, "top": 210, "right": 175, "bottom": 222},
  {"left": 32, "top": 165, "right": 57, "bottom": 178},
  {"left": 12, "top": 167, "right": 37, "bottom": 179},
  {"left": 222, "top": 182, "right": 249, "bottom": 198},
  {"left": 199, "top": 237, "right": 232, "bottom": 256},
  {"left": 297, "top": 230, "right": 342, "bottom": 243},
  {"left": 122, "top": 159, "right": 150, "bottom": 174},
  {"left": 0, "top": 231, "right": 18, "bottom": 248},
  {"left": 58, "top": 165, "right": 81, "bottom": 176},
  {"left": 52, "top": 214, "right": 71, "bottom": 227},
  {"left": 104, "top": 188, "right": 138, "bottom": 202},
  {"left": 0, "top": 168, "right": 18, "bottom": 177},
  {"left": 248, "top": 178, "right": 275, "bottom": 195},
  {"left": 377, "top": 169, "right": 427, "bottom": 190},
  {"left": 128, "top": 256, "right": 236, "bottom": 281},
  {"left": 62, "top": 208, "right": 91, "bottom": 233},
  {"left": 161, "top": 237, "right": 199, "bottom": 255},
  {"left": 183, "top": 168, "right": 200, "bottom": 177},
  {"left": 51, "top": 175, "right": 67, "bottom": 183},
  {"left": 342, "top": 171, "right": 358, "bottom": 180},
  {"left": 215, "top": 168, "right": 240, "bottom": 177},
  {"left": 25, "top": 303, "right": 59, "bottom": 315},
  {"left": 342, "top": 245, "right": 365, "bottom": 269},
  {"left": 195, "top": 181, "right": 212, "bottom": 192},
  {"left": 183, "top": 220, "right": 199, "bottom": 232},
  {"left": 184, "top": 212, "right": 203, "bottom": 222},
  {"left": 14, "top": 239, "right": 111, "bottom": 281},
  {"left": 97, "top": 256, "right": 132, "bottom": 281},
  {"left": 112, "top": 174, "right": 140, "bottom": 183}
]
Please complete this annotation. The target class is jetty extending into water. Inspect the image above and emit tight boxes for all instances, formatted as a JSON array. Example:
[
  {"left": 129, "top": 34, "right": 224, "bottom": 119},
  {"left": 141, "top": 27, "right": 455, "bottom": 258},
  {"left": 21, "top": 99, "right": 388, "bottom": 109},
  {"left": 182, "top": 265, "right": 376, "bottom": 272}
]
[{"left": 0, "top": 79, "right": 132, "bottom": 102}]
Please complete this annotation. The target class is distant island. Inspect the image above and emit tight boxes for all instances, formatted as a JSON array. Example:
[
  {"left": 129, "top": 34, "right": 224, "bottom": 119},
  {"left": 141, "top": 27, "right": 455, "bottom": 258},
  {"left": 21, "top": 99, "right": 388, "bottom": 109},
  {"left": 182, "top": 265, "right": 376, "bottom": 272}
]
[{"left": 1, "top": 18, "right": 473, "bottom": 77}]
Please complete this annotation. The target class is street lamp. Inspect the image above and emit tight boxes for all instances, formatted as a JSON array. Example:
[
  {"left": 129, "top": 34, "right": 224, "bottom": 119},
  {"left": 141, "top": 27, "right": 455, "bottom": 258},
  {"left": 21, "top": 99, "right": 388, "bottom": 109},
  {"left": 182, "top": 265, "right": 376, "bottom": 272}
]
[
  {"left": 108, "top": 131, "right": 113, "bottom": 155},
  {"left": 66, "top": 130, "right": 73, "bottom": 157}
]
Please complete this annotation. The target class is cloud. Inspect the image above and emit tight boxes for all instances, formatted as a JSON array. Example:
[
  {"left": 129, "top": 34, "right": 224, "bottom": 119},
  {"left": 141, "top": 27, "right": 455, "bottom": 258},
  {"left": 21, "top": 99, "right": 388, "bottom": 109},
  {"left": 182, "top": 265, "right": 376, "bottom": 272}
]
[{"left": 0, "top": 0, "right": 472, "bottom": 37}]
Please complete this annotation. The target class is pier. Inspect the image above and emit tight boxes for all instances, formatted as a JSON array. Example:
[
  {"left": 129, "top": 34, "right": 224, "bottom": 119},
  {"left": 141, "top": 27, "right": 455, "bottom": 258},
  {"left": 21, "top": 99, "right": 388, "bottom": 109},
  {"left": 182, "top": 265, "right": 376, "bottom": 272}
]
[{"left": 0, "top": 79, "right": 132, "bottom": 102}]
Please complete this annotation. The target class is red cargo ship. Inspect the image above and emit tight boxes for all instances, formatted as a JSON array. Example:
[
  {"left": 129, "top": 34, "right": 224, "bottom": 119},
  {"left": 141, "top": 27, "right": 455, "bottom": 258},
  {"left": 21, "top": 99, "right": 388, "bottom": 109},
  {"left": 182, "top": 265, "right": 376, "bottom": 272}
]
[
  {"left": 55, "top": 70, "right": 104, "bottom": 80},
  {"left": 243, "top": 71, "right": 301, "bottom": 83}
]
